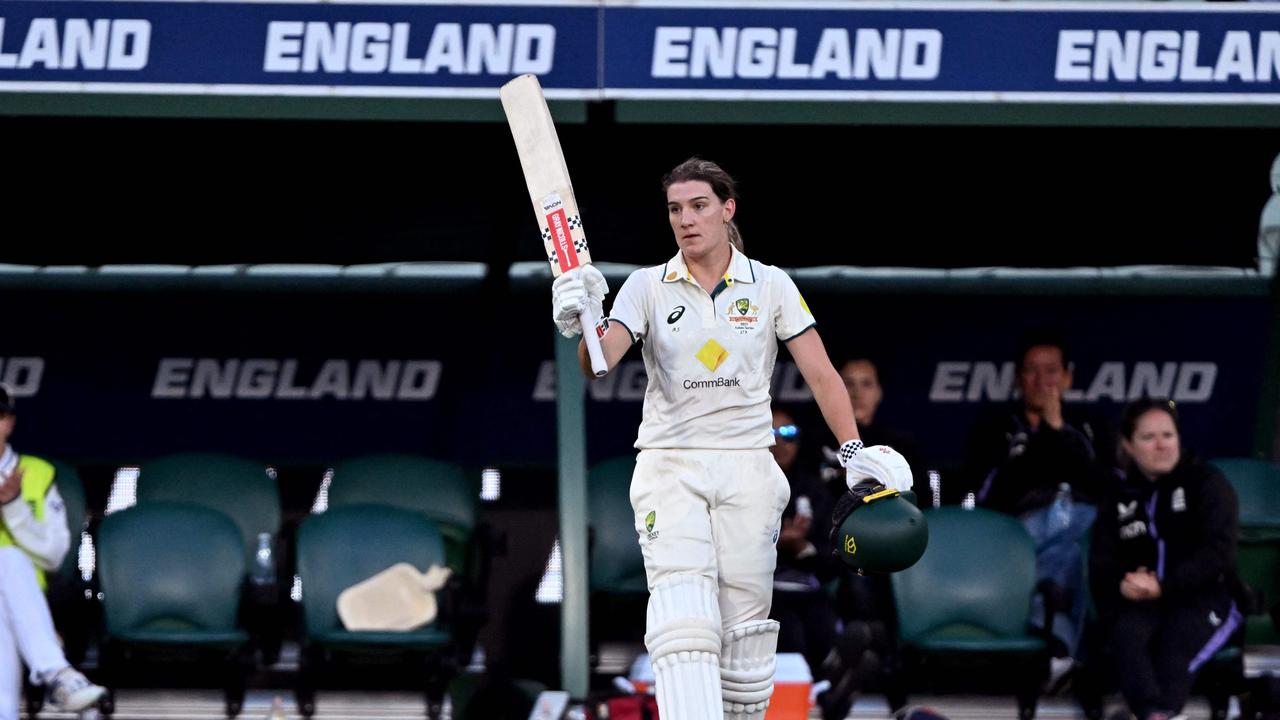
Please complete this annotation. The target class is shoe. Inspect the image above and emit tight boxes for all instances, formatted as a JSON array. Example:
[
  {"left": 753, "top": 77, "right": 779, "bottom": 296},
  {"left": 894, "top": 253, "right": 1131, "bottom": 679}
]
[
  {"left": 47, "top": 668, "right": 106, "bottom": 712},
  {"left": 1044, "top": 656, "right": 1075, "bottom": 695}
]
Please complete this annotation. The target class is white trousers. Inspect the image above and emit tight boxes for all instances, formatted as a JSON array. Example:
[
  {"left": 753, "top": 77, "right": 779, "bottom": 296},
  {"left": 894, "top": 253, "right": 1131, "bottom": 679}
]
[
  {"left": 0, "top": 547, "right": 69, "bottom": 720},
  {"left": 630, "top": 448, "right": 790, "bottom": 630}
]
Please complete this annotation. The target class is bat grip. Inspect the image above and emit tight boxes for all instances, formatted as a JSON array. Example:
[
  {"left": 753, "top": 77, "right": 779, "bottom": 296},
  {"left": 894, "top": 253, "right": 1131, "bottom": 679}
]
[{"left": 579, "top": 304, "right": 609, "bottom": 377}]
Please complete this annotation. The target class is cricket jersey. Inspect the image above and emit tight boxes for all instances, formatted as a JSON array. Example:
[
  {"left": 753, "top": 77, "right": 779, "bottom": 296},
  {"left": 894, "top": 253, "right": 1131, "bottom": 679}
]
[{"left": 607, "top": 245, "right": 815, "bottom": 450}]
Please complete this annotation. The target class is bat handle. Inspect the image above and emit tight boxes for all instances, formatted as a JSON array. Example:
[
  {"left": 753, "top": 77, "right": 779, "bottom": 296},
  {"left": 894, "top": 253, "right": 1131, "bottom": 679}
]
[{"left": 579, "top": 304, "right": 609, "bottom": 378}]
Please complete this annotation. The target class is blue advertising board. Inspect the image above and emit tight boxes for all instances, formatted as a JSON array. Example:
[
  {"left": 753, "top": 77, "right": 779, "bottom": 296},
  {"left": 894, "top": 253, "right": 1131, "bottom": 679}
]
[
  {"left": 0, "top": 1, "right": 1277, "bottom": 102},
  {"left": 2, "top": 286, "right": 1269, "bottom": 473}
]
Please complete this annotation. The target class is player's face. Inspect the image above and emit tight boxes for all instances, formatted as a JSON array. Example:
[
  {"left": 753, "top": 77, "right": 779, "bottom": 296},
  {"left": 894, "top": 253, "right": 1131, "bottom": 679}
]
[
  {"left": 666, "top": 181, "right": 735, "bottom": 261},
  {"left": 1017, "top": 345, "right": 1071, "bottom": 412},
  {"left": 840, "top": 360, "right": 882, "bottom": 426},
  {"left": 1123, "top": 409, "right": 1181, "bottom": 479}
]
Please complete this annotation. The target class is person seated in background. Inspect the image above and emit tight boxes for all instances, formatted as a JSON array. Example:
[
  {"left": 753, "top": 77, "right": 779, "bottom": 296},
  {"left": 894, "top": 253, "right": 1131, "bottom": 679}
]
[
  {"left": 1090, "top": 398, "right": 1242, "bottom": 720},
  {"left": 962, "top": 333, "right": 1113, "bottom": 681},
  {"left": 767, "top": 407, "right": 881, "bottom": 720},
  {"left": 837, "top": 358, "right": 931, "bottom": 503},
  {"left": 0, "top": 384, "right": 105, "bottom": 719},
  {"left": 769, "top": 407, "right": 839, "bottom": 669}
]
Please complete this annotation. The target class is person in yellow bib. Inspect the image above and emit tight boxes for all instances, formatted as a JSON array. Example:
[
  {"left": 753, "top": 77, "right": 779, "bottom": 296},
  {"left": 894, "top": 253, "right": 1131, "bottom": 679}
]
[
  {"left": 551, "top": 158, "right": 915, "bottom": 720},
  {"left": 0, "top": 384, "right": 105, "bottom": 718}
]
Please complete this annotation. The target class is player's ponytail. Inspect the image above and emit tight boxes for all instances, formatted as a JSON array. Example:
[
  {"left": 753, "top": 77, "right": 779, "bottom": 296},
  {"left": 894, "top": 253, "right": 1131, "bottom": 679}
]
[
  {"left": 726, "top": 221, "right": 745, "bottom": 253},
  {"left": 662, "top": 157, "right": 743, "bottom": 251}
]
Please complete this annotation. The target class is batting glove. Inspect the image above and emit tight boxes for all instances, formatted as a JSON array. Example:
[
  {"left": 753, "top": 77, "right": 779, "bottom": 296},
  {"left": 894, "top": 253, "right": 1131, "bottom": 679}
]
[
  {"left": 840, "top": 441, "right": 913, "bottom": 493},
  {"left": 551, "top": 266, "right": 607, "bottom": 338}
]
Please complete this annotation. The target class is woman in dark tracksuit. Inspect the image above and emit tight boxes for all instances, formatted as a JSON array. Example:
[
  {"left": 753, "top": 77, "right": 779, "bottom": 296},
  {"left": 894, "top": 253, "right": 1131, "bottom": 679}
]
[{"left": 1089, "top": 398, "right": 1241, "bottom": 720}]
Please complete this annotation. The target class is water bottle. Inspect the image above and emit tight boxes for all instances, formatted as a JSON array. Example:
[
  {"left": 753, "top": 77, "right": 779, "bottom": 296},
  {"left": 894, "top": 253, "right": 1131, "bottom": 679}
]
[
  {"left": 253, "top": 532, "right": 274, "bottom": 584},
  {"left": 1050, "top": 482, "right": 1073, "bottom": 532}
]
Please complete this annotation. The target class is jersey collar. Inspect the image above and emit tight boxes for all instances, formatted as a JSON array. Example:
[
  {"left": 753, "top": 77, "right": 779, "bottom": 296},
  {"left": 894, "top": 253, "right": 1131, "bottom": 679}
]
[
  {"left": 661, "top": 244, "right": 757, "bottom": 288},
  {"left": 0, "top": 445, "right": 15, "bottom": 477}
]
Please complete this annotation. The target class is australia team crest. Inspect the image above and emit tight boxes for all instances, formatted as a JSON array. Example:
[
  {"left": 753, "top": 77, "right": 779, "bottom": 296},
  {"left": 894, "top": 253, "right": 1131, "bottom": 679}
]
[{"left": 727, "top": 297, "right": 760, "bottom": 332}]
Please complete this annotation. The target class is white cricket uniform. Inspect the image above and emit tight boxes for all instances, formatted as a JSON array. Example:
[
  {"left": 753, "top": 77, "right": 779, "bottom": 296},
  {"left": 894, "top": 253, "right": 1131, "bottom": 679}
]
[
  {"left": 0, "top": 445, "right": 72, "bottom": 720},
  {"left": 607, "top": 245, "right": 816, "bottom": 627}
]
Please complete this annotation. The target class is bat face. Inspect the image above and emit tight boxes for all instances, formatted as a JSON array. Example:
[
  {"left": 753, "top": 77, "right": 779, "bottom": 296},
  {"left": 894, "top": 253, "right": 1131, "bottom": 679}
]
[
  {"left": 540, "top": 191, "right": 591, "bottom": 275},
  {"left": 500, "top": 74, "right": 593, "bottom": 279},
  {"left": 502, "top": 73, "right": 610, "bottom": 376}
]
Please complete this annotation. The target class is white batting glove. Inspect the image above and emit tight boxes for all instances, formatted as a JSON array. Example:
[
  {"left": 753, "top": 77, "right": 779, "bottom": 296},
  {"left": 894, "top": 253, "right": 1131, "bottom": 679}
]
[
  {"left": 839, "top": 441, "right": 913, "bottom": 494},
  {"left": 551, "top": 266, "right": 607, "bottom": 338}
]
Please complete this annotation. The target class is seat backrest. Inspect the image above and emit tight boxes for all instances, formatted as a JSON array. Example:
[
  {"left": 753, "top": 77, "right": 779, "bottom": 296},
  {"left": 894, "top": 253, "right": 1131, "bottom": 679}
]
[
  {"left": 588, "top": 456, "right": 646, "bottom": 594},
  {"left": 329, "top": 454, "right": 476, "bottom": 569},
  {"left": 891, "top": 507, "right": 1038, "bottom": 645},
  {"left": 48, "top": 459, "right": 86, "bottom": 583},
  {"left": 137, "top": 453, "right": 281, "bottom": 566},
  {"left": 1210, "top": 458, "right": 1280, "bottom": 531},
  {"left": 97, "top": 502, "right": 245, "bottom": 636},
  {"left": 296, "top": 504, "right": 446, "bottom": 636}
]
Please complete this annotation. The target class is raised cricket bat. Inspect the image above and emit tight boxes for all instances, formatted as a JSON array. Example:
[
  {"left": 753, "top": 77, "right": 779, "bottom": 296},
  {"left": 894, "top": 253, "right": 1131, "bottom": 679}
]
[{"left": 500, "top": 74, "right": 608, "bottom": 377}]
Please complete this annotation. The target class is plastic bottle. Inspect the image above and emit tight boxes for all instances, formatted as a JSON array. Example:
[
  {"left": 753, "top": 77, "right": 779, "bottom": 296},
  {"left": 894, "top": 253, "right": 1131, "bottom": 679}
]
[
  {"left": 253, "top": 532, "right": 273, "bottom": 585},
  {"left": 1050, "top": 482, "right": 1073, "bottom": 532}
]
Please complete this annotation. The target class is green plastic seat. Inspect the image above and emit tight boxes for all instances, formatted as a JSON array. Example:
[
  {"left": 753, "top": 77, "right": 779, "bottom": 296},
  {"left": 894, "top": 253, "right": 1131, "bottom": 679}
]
[
  {"left": 96, "top": 502, "right": 251, "bottom": 717},
  {"left": 328, "top": 454, "right": 476, "bottom": 572},
  {"left": 138, "top": 453, "right": 281, "bottom": 567},
  {"left": 890, "top": 507, "right": 1048, "bottom": 719},
  {"left": 294, "top": 504, "right": 455, "bottom": 719},
  {"left": 1211, "top": 458, "right": 1280, "bottom": 645},
  {"left": 47, "top": 459, "right": 86, "bottom": 584},
  {"left": 1212, "top": 458, "right": 1280, "bottom": 531},
  {"left": 588, "top": 456, "right": 646, "bottom": 595}
]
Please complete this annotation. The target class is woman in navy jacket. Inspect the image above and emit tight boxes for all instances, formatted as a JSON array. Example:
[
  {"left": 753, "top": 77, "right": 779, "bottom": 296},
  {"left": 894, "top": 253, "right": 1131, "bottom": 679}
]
[{"left": 1089, "top": 398, "right": 1240, "bottom": 720}]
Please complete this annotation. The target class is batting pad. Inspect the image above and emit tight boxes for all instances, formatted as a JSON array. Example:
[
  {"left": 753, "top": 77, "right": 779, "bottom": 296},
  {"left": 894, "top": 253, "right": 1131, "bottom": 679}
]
[
  {"left": 720, "top": 619, "right": 780, "bottom": 720},
  {"left": 337, "top": 563, "right": 452, "bottom": 632},
  {"left": 645, "top": 574, "right": 723, "bottom": 720}
]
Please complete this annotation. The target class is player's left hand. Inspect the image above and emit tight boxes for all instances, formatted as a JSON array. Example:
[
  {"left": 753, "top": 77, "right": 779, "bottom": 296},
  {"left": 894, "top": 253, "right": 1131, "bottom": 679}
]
[{"left": 845, "top": 445, "right": 912, "bottom": 493}]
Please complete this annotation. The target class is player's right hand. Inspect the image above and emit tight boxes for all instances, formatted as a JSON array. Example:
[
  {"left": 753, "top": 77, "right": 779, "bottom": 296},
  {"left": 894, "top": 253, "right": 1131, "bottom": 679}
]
[{"left": 551, "top": 266, "right": 607, "bottom": 337}]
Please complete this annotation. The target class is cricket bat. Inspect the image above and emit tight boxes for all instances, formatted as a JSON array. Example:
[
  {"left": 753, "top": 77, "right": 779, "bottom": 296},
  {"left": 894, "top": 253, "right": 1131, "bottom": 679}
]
[{"left": 500, "top": 74, "right": 609, "bottom": 377}]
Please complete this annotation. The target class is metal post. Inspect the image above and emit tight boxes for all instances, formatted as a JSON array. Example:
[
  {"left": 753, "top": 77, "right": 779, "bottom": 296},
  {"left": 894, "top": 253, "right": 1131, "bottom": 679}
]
[{"left": 555, "top": 333, "right": 590, "bottom": 697}]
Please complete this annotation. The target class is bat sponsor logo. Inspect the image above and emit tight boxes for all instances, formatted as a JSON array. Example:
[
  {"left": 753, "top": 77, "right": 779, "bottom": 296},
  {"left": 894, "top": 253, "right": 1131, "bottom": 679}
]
[{"left": 541, "top": 193, "right": 579, "bottom": 273}]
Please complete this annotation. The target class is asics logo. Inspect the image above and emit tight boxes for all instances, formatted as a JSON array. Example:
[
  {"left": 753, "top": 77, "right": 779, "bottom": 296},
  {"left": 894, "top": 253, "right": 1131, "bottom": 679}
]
[{"left": 667, "top": 306, "right": 686, "bottom": 324}]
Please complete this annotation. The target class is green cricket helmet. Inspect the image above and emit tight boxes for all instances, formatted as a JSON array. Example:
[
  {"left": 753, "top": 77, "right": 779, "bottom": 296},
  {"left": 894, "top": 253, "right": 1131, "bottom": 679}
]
[{"left": 835, "top": 488, "right": 928, "bottom": 574}]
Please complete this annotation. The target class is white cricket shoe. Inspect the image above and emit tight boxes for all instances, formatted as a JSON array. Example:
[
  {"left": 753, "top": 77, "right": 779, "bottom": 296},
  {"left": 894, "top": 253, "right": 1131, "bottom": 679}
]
[{"left": 47, "top": 667, "right": 106, "bottom": 712}]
